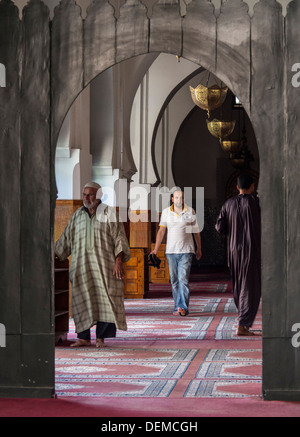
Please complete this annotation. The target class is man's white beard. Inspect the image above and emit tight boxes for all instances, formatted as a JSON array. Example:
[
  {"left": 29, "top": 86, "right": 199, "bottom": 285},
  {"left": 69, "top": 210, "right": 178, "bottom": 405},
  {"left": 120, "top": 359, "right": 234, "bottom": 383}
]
[{"left": 83, "top": 199, "right": 99, "bottom": 210}]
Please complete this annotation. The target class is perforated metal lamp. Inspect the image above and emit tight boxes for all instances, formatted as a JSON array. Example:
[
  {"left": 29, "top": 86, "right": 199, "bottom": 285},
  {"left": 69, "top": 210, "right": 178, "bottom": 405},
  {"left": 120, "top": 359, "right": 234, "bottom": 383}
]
[
  {"left": 221, "top": 140, "right": 241, "bottom": 153},
  {"left": 189, "top": 83, "right": 228, "bottom": 118},
  {"left": 206, "top": 118, "right": 236, "bottom": 142}
]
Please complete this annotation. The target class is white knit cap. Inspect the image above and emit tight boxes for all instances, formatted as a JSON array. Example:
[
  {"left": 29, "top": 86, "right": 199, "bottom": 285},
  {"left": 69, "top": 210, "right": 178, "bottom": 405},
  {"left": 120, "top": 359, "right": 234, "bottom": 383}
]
[{"left": 83, "top": 182, "right": 101, "bottom": 190}]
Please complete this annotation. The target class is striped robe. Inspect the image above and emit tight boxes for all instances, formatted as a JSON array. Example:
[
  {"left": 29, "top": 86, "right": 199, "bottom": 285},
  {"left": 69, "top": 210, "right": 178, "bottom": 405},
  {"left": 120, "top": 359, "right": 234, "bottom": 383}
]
[{"left": 55, "top": 203, "right": 131, "bottom": 333}]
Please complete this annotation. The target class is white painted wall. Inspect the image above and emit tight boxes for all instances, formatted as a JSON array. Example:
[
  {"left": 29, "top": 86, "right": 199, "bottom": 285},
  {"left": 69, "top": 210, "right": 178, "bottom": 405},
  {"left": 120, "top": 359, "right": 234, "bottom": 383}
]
[
  {"left": 55, "top": 86, "right": 92, "bottom": 199},
  {"left": 130, "top": 53, "right": 200, "bottom": 187}
]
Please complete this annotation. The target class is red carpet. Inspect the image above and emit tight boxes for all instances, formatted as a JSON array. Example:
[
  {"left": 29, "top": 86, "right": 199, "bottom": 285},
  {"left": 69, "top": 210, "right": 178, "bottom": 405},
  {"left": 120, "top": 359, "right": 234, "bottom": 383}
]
[
  {"left": 55, "top": 281, "right": 262, "bottom": 400},
  {"left": 1, "top": 277, "right": 300, "bottom": 420}
]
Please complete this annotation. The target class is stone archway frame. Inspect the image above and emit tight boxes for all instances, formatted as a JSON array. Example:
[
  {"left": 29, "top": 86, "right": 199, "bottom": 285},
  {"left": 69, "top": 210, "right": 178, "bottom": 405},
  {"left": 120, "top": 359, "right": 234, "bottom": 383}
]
[
  {"left": 1, "top": 0, "right": 300, "bottom": 400},
  {"left": 50, "top": 0, "right": 300, "bottom": 402}
]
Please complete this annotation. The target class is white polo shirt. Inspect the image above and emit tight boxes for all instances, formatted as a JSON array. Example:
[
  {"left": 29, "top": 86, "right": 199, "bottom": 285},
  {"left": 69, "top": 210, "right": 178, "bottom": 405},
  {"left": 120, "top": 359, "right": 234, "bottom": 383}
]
[{"left": 159, "top": 204, "right": 200, "bottom": 254}]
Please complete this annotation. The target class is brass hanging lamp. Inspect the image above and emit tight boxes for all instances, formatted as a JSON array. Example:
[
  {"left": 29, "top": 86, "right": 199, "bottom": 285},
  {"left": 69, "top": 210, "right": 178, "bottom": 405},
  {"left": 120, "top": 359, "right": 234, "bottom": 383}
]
[
  {"left": 189, "top": 83, "right": 228, "bottom": 118},
  {"left": 189, "top": 71, "right": 228, "bottom": 118},
  {"left": 206, "top": 118, "right": 236, "bottom": 142},
  {"left": 221, "top": 140, "right": 241, "bottom": 153}
]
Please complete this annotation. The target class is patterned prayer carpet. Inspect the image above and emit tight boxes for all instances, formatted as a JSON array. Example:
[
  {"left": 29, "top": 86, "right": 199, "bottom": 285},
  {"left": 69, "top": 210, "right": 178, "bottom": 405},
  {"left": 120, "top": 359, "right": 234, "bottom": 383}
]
[
  {"left": 55, "top": 281, "right": 263, "bottom": 400},
  {"left": 3, "top": 279, "right": 300, "bottom": 419}
]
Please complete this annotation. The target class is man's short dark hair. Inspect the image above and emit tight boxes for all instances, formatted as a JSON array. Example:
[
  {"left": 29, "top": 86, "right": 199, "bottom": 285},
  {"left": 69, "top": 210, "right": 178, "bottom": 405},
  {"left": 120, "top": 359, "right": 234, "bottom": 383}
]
[
  {"left": 171, "top": 187, "right": 183, "bottom": 196},
  {"left": 237, "top": 173, "right": 253, "bottom": 189},
  {"left": 170, "top": 187, "right": 183, "bottom": 205}
]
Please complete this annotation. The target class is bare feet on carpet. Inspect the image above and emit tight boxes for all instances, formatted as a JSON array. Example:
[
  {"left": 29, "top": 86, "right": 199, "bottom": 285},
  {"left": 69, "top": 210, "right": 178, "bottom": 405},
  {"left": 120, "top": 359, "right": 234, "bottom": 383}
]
[
  {"left": 236, "top": 325, "right": 257, "bottom": 336},
  {"left": 70, "top": 338, "right": 108, "bottom": 348},
  {"left": 70, "top": 339, "right": 91, "bottom": 347},
  {"left": 96, "top": 338, "right": 108, "bottom": 348}
]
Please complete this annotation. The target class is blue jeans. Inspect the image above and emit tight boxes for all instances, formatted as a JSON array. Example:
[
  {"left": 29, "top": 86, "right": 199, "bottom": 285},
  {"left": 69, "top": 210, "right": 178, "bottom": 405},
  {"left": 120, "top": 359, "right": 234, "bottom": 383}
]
[{"left": 166, "top": 253, "right": 193, "bottom": 314}]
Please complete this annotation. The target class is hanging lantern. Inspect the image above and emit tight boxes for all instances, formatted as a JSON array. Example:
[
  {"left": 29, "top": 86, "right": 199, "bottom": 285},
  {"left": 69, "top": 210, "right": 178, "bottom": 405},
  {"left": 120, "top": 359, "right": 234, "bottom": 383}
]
[
  {"left": 206, "top": 118, "right": 236, "bottom": 142},
  {"left": 231, "top": 157, "right": 247, "bottom": 169},
  {"left": 221, "top": 140, "right": 241, "bottom": 153},
  {"left": 189, "top": 84, "right": 228, "bottom": 118}
]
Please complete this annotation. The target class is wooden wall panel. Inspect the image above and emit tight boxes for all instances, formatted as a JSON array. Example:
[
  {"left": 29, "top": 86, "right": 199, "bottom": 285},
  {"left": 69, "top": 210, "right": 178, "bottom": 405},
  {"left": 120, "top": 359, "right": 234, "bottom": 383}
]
[
  {"left": 54, "top": 200, "right": 82, "bottom": 242},
  {"left": 129, "top": 210, "right": 151, "bottom": 249},
  {"left": 124, "top": 248, "right": 149, "bottom": 298},
  {"left": 54, "top": 200, "right": 82, "bottom": 317},
  {"left": 150, "top": 243, "right": 170, "bottom": 284}
]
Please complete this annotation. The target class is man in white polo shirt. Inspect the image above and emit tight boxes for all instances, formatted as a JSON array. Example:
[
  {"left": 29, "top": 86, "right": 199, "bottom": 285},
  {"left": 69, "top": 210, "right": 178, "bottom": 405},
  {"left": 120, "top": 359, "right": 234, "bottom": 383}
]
[{"left": 151, "top": 189, "right": 202, "bottom": 316}]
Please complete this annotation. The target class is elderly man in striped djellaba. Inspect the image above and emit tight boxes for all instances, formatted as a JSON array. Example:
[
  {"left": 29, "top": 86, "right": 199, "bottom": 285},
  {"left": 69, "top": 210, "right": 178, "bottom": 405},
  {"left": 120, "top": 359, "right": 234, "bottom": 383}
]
[{"left": 55, "top": 182, "right": 131, "bottom": 348}]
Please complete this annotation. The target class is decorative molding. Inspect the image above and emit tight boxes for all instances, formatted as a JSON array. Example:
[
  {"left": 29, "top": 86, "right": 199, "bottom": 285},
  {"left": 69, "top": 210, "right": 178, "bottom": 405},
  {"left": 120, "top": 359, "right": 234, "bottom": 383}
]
[
  {"left": 209, "top": 0, "right": 294, "bottom": 17},
  {"left": 243, "top": 0, "right": 294, "bottom": 17},
  {"left": 210, "top": 0, "right": 221, "bottom": 13},
  {"left": 108, "top": 0, "right": 126, "bottom": 19},
  {"left": 11, "top": 0, "right": 296, "bottom": 20},
  {"left": 139, "top": 0, "right": 158, "bottom": 19},
  {"left": 276, "top": 0, "right": 294, "bottom": 17},
  {"left": 242, "top": 0, "right": 260, "bottom": 17},
  {"left": 179, "top": 0, "right": 193, "bottom": 17}
]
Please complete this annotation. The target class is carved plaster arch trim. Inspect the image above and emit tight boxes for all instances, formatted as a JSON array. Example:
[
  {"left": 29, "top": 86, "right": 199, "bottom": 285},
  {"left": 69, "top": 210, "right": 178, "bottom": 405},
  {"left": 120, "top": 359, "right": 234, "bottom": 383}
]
[{"left": 12, "top": 0, "right": 296, "bottom": 20}]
